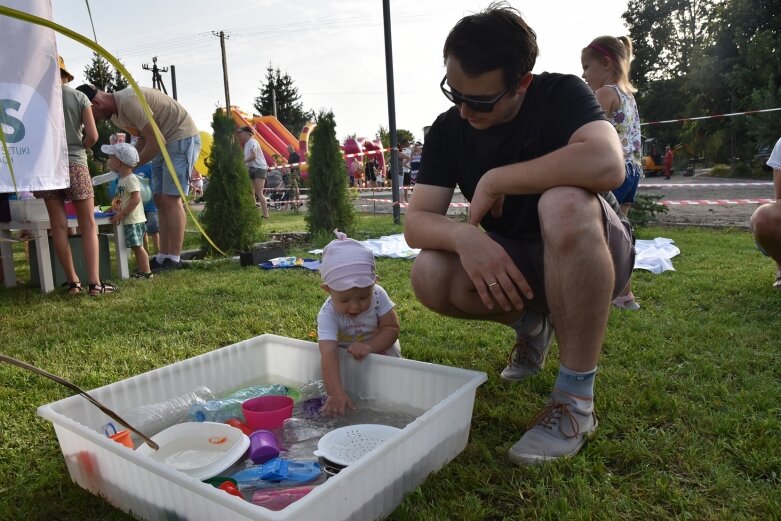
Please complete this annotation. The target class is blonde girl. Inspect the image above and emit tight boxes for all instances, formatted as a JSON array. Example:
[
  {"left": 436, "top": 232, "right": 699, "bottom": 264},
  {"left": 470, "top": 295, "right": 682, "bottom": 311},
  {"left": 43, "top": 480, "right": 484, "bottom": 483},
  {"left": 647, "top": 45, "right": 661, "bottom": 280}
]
[{"left": 582, "top": 35, "right": 642, "bottom": 310}]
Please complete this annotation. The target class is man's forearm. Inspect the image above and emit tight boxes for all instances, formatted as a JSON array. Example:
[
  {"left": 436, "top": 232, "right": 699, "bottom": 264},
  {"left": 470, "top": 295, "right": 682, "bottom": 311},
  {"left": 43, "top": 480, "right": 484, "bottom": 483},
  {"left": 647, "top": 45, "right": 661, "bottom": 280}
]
[
  {"left": 404, "top": 209, "right": 473, "bottom": 253},
  {"left": 490, "top": 139, "right": 623, "bottom": 196},
  {"left": 137, "top": 139, "right": 161, "bottom": 166}
]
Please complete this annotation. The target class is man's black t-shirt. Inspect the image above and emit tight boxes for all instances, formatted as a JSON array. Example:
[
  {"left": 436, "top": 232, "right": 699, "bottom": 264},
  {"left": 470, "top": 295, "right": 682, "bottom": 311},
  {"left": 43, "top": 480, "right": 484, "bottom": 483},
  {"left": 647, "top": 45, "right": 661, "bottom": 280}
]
[{"left": 418, "top": 73, "right": 605, "bottom": 237}]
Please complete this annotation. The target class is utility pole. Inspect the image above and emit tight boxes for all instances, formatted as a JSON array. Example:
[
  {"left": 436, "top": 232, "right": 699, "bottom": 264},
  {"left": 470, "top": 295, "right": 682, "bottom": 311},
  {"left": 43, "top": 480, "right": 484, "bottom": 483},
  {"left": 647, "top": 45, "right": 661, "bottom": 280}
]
[
  {"left": 170, "top": 65, "right": 177, "bottom": 100},
  {"left": 142, "top": 56, "right": 168, "bottom": 95},
  {"left": 272, "top": 87, "right": 277, "bottom": 118},
  {"left": 382, "top": 0, "right": 400, "bottom": 224},
  {"left": 213, "top": 31, "right": 231, "bottom": 109}
]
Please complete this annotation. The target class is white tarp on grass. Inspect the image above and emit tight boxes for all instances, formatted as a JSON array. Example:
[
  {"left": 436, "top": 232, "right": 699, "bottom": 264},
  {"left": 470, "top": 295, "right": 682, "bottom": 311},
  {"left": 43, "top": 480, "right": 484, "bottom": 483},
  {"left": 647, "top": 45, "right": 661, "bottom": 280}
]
[
  {"left": 634, "top": 237, "right": 680, "bottom": 274},
  {"left": 311, "top": 234, "right": 680, "bottom": 274},
  {"left": 310, "top": 233, "right": 419, "bottom": 259}
]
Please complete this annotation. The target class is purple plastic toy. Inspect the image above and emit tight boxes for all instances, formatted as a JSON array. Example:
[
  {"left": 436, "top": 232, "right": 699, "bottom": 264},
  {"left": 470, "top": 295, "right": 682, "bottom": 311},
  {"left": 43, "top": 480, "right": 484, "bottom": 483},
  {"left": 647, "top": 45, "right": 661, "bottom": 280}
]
[{"left": 248, "top": 430, "right": 280, "bottom": 464}]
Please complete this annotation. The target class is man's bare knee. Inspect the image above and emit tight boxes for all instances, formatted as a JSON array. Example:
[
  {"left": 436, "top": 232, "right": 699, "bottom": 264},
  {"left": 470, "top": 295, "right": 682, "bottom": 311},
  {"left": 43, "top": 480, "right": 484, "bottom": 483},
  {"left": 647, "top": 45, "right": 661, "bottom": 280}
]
[
  {"left": 411, "top": 250, "right": 459, "bottom": 311},
  {"left": 538, "top": 188, "right": 601, "bottom": 249}
]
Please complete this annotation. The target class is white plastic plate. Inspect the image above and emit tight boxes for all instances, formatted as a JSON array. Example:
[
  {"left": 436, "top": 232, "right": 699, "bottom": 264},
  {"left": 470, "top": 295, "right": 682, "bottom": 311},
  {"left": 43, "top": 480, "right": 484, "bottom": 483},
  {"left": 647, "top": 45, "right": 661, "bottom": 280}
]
[
  {"left": 314, "top": 424, "right": 401, "bottom": 467},
  {"left": 136, "top": 422, "right": 249, "bottom": 481}
]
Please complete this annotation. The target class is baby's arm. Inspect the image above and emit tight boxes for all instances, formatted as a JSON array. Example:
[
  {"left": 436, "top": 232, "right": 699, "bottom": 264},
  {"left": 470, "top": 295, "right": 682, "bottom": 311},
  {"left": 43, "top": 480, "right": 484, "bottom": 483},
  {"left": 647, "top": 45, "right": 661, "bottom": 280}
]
[
  {"left": 347, "top": 308, "right": 400, "bottom": 360},
  {"left": 319, "top": 339, "right": 355, "bottom": 416}
]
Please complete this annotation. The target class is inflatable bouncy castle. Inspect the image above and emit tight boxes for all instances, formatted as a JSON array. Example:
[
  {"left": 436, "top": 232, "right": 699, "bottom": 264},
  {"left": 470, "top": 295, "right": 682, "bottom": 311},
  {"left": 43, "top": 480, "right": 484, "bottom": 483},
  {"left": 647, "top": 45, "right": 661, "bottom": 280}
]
[
  {"left": 229, "top": 107, "right": 315, "bottom": 181},
  {"left": 343, "top": 137, "right": 386, "bottom": 177}
]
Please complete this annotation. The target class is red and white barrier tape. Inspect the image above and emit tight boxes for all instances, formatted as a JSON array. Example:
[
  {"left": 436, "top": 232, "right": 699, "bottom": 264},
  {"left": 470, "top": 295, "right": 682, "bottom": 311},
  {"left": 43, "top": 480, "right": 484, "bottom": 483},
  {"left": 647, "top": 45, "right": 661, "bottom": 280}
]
[
  {"left": 641, "top": 182, "right": 773, "bottom": 188},
  {"left": 640, "top": 107, "right": 781, "bottom": 126},
  {"left": 361, "top": 197, "right": 471, "bottom": 208},
  {"left": 360, "top": 197, "right": 775, "bottom": 208},
  {"left": 660, "top": 198, "right": 774, "bottom": 206},
  {"left": 262, "top": 185, "right": 415, "bottom": 192},
  {"left": 264, "top": 182, "right": 772, "bottom": 194},
  {"left": 253, "top": 196, "right": 775, "bottom": 210}
]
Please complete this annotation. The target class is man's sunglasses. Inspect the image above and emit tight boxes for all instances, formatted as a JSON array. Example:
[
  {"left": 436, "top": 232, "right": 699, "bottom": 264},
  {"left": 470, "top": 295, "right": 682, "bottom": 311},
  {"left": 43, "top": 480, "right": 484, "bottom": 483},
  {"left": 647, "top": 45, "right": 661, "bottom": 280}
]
[{"left": 439, "top": 76, "right": 512, "bottom": 113}]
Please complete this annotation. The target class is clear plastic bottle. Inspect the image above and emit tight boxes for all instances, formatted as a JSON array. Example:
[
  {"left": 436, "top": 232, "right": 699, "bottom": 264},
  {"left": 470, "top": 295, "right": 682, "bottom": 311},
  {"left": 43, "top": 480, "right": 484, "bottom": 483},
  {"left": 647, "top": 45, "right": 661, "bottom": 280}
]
[
  {"left": 189, "top": 384, "right": 291, "bottom": 423},
  {"left": 293, "top": 380, "right": 327, "bottom": 419},
  {"left": 108, "top": 385, "right": 214, "bottom": 444}
]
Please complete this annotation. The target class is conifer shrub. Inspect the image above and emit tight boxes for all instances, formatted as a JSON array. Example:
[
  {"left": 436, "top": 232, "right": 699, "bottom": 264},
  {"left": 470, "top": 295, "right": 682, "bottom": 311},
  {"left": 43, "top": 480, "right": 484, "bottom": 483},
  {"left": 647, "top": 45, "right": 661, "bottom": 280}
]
[
  {"left": 200, "top": 110, "right": 263, "bottom": 254},
  {"left": 305, "top": 111, "right": 355, "bottom": 241},
  {"left": 630, "top": 194, "right": 668, "bottom": 227}
]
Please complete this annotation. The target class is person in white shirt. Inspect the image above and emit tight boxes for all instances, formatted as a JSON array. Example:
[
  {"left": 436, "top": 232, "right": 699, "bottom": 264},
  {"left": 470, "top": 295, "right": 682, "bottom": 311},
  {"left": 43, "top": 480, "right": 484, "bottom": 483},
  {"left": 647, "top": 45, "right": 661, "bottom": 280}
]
[{"left": 236, "top": 126, "right": 270, "bottom": 218}]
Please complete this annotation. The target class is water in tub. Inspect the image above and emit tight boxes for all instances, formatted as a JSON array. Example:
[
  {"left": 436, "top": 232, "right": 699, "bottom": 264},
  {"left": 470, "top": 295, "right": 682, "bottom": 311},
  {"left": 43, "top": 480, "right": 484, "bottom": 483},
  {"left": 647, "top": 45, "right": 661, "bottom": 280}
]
[
  {"left": 135, "top": 378, "right": 420, "bottom": 507},
  {"left": 154, "top": 437, "right": 227, "bottom": 470}
]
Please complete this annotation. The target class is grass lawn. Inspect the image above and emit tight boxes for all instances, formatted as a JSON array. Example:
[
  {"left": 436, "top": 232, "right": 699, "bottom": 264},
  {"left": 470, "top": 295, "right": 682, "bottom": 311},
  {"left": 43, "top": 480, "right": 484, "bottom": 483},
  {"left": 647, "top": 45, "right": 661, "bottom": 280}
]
[{"left": 0, "top": 213, "right": 779, "bottom": 520}]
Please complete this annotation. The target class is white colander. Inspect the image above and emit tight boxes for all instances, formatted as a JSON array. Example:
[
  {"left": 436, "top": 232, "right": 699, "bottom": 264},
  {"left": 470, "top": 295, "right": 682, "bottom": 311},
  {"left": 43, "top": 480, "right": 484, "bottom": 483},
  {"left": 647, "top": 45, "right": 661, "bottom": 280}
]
[{"left": 313, "top": 424, "right": 401, "bottom": 466}]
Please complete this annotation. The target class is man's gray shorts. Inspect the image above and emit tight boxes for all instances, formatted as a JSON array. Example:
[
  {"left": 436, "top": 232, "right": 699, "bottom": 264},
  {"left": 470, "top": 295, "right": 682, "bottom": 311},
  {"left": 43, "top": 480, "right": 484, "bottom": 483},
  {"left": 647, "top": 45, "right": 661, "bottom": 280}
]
[{"left": 489, "top": 194, "right": 635, "bottom": 312}]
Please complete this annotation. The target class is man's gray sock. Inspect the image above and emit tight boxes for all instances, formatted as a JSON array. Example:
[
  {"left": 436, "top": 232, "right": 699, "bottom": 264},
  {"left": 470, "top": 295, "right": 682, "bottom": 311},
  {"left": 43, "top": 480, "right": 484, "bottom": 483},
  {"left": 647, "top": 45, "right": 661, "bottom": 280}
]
[{"left": 510, "top": 309, "right": 544, "bottom": 338}]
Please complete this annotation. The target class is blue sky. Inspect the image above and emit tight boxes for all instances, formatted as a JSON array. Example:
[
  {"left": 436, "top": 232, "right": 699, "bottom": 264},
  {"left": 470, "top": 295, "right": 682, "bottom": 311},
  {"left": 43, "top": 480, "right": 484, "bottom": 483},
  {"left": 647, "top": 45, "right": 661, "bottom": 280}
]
[{"left": 51, "top": 0, "right": 629, "bottom": 142}]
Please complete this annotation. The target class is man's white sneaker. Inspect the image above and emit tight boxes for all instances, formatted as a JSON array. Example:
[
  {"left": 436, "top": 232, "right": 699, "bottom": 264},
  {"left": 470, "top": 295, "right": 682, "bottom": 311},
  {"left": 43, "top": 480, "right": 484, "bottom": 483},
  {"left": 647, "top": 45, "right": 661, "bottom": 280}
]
[{"left": 508, "top": 390, "right": 598, "bottom": 466}]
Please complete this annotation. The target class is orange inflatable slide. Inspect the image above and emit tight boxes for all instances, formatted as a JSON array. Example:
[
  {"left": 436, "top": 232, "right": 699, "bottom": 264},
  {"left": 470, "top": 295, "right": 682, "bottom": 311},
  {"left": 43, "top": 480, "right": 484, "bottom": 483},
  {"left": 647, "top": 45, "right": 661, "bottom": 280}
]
[{"left": 229, "top": 107, "right": 315, "bottom": 180}]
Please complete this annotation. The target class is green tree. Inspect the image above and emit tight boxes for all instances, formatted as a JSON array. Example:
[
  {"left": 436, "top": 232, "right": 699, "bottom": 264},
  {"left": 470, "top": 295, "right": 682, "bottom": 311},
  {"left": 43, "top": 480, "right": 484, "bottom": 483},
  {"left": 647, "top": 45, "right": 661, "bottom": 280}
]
[
  {"left": 83, "top": 53, "right": 128, "bottom": 93},
  {"left": 376, "top": 126, "right": 415, "bottom": 151},
  {"left": 699, "top": 0, "right": 781, "bottom": 158},
  {"left": 113, "top": 65, "right": 129, "bottom": 92},
  {"left": 253, "top": 65, "right": 314, "bottom": 136},
  {"left": 200, "top": 110, "right": 262, "bottom": 254},
  {"left": 83, "top": 52, "right": 113, "bottom": 91},
  {"left": 376, "top": 126, "right": 415, "bottom": 171},
  {"left": 623, "top": 0, "right": 717, "bottom": 89},
  {"left": 83, "top": 53, "right": 129, "bottom": 161},
  {"left": 623, "top": 0, "right": 716, "bottom": 153},
  {"left": 305, "top": 111, "right": 355, "bottom": 240}
]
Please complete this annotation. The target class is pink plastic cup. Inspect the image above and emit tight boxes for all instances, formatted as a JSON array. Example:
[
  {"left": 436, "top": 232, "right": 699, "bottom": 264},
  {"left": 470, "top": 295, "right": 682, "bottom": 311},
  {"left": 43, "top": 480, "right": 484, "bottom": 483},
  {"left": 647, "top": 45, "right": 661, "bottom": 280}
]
[{"left": 241, "top": 395, "right": 294, "bottom": 431}]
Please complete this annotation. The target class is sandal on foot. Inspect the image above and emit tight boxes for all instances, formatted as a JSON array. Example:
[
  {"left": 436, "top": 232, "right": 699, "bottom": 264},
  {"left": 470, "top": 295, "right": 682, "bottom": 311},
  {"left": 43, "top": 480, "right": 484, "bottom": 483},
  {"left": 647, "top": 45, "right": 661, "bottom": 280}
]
[
  {"left": 88, "top": 281, "right": 116, "bottom": 296},
  {"left": 612, "top": 292, "right": 640, "bottom": 310},
  {"left": 63, "top": 281, "right": 82, "bottom": 295}
]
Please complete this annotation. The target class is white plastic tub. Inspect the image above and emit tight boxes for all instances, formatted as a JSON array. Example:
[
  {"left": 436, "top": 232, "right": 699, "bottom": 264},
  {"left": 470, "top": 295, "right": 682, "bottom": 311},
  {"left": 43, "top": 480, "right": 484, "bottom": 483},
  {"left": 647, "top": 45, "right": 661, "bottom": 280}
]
[{"left": 38, "top": 334, "right": 487, "bottom": 521}]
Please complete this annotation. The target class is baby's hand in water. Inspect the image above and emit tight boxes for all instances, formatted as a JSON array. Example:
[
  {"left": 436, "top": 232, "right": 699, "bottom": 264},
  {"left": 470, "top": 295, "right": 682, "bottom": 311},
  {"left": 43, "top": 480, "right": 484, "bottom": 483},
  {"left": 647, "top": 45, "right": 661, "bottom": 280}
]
[
  {"left": 347, "top": 342, "right": 371, "bottom": 361},
  {"left": 321, "top": 393, "right": 355, "bottom": 417}
]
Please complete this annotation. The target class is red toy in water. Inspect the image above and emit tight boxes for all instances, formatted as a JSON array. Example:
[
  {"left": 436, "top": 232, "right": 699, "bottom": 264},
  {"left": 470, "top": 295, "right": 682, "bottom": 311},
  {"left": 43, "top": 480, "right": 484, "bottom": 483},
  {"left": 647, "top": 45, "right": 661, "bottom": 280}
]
[
  {"left": 218, "top": 481, "right": 242, "bottom": 497},
  {"left": 225, "top": 418, "right": 253, "bottom": 435}
]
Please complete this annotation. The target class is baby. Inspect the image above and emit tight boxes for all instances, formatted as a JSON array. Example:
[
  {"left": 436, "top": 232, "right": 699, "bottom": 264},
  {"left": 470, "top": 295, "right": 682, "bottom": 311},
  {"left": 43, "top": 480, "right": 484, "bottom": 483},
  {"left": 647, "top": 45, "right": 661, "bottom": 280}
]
[
  {"left": 317, "top": 231, "right": 401, "bottom": 416},
  {"left": 104, "top": 143, "right": 152, "bottom": 279}
]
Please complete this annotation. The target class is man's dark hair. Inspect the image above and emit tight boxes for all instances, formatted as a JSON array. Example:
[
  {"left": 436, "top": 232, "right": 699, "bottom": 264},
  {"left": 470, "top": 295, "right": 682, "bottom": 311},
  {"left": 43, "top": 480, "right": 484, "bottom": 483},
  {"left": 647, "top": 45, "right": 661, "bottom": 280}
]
[
  {"left": 443, "top": 1, "right": 538, "bottom": 89},
  {"left": 239, "top": 125, "right": 253, "bottom": 133},
  {"left": 75, "top": 83, "right": 98, "bottom": 101}
]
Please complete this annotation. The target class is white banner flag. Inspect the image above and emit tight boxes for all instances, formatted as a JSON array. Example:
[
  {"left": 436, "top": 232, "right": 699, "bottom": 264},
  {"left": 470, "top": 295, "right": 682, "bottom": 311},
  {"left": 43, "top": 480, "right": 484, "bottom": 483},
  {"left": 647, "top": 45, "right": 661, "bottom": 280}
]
[{"left": 0, "top": 0, "right": 68, "bottom": 193}]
